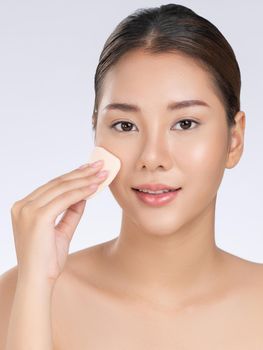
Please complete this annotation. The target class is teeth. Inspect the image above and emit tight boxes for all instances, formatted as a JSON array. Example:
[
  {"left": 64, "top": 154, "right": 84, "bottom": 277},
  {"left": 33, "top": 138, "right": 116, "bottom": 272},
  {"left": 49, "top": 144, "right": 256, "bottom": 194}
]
[{"left": 137, "top": 189, "right": 173, "bottom": 194}]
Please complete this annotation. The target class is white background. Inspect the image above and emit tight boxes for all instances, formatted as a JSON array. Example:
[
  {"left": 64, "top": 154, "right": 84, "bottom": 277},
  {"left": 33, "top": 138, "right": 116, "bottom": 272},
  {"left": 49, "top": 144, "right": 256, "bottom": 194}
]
[{"left": 1, "top": 0, "right": 262, "bottom": 275}]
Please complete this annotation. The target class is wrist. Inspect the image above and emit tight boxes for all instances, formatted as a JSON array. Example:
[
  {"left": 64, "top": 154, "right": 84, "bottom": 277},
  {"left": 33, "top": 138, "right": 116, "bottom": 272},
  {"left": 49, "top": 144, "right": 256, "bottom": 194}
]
[{"left": 16, "top": 273, "right": 56, "bottom": 296}]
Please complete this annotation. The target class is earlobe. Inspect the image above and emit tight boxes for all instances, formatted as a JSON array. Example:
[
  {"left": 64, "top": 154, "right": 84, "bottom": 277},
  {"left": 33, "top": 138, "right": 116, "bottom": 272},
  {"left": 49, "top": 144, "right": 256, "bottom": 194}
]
[{"left": 225, "top": 111, "right": 246, "bottom": 169}]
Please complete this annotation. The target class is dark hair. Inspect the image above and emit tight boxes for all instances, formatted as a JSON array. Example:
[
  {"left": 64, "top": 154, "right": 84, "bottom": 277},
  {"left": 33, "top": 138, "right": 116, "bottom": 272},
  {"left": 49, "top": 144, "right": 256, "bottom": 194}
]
[{"left": 92, "top": 3, "right": 241, "bottom": 132}]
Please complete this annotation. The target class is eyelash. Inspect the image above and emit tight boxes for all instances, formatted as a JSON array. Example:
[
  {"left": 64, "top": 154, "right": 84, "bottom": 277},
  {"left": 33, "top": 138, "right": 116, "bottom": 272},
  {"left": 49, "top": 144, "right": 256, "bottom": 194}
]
[{"left": 110, "top": 119, "right": 200, "bottom": 132}]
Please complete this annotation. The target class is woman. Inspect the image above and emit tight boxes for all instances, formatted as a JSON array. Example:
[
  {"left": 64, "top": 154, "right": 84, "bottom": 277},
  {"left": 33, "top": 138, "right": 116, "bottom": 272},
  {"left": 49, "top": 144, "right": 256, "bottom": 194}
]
[{"left": 1, "top": 3, "right": 263, "bottom": 349}]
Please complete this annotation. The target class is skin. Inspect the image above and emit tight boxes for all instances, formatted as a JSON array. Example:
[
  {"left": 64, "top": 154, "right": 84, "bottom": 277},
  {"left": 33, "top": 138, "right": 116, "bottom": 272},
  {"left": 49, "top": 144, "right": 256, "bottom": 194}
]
[
  {"left": 92, "top": 48, "right": 246, "bottom": 307},
  {"left": 2, "top": 48, "right": 263, "bottom": 349}
]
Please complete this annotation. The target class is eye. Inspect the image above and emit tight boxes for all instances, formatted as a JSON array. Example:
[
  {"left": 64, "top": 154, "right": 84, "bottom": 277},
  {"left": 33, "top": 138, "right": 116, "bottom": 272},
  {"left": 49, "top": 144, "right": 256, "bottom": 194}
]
[
  {"left": 173, "top": 119, "right": 200, "bottom": 130},
  {"left": 110, "top": 121, "right": 137, "bottom": 132},
  {"left": 110, "top": 119, "right": 200, "bottom": 132}
]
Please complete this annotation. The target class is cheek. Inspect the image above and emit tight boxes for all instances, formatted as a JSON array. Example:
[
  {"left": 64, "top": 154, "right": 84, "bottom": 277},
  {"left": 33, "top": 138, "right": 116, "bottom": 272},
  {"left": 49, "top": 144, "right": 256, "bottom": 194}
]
[
  {"left": 94, "top": 124, "right": 127, "bottom": 154},
  {"left": 179, "top": 131, "right": 228, "bottom": 199}
]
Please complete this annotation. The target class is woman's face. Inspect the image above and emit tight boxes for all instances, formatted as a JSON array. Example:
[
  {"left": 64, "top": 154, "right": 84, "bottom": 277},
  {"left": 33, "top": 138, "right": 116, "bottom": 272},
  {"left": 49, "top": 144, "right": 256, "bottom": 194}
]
[{"left": 93, "top": 49, "right": 237, "bottom": 236}]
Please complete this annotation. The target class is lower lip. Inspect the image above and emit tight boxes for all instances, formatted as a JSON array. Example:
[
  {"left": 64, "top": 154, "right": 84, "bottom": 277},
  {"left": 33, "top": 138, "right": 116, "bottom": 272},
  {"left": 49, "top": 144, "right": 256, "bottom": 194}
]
[{"left": 132, "top": 188, "right": 181, "bottom": 207}]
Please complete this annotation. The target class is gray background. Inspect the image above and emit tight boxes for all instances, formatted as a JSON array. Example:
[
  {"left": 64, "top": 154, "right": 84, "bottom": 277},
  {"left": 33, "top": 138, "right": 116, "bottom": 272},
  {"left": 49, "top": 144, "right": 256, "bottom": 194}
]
[{"left": 1, "top": 0, "right": 262, "bottom": 275}]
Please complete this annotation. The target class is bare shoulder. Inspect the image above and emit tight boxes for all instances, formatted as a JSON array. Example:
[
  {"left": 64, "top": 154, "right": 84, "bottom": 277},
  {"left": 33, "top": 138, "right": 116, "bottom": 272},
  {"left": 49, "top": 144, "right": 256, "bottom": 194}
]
[
  {"left": 0, "top": 265, "right": 18, "bottom": 293},
  {"left": 0, "top": 265, "right": 19, "bottom": 350},
  {"left": 218, "top": 248, "right": 263, "bottom": 294},
  {"left": 0, "top": 265, "right": 19, "bottom": 305}
]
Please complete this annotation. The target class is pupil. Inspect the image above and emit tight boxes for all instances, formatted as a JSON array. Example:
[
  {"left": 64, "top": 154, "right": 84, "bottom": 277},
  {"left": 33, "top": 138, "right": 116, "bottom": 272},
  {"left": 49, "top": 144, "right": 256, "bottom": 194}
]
[
  {"left": 122, "top": 122, "right": 132, "bottom": 131},
  {"left": 181, "top": 120, "right": 191, "bottom": 129}
]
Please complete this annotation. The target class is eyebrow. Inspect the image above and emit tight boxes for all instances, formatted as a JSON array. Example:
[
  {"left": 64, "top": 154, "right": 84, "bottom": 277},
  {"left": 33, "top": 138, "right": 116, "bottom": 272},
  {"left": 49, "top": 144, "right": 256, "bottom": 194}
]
[{"left": 102, "top": 99, "right": 210, "bottom": 113}]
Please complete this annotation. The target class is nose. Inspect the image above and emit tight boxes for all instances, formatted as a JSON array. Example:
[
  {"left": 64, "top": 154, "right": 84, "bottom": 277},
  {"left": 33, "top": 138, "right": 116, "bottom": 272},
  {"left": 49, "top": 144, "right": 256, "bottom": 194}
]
[{"left": 136, "top": 132, "right": 173, "bottom": 171}]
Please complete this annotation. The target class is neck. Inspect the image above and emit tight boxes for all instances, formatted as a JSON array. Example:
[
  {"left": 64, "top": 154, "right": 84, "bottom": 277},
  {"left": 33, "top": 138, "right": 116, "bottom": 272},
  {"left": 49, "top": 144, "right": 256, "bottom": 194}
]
[{"left": 106, "top": 200, "right": 225, "bottom": 308}]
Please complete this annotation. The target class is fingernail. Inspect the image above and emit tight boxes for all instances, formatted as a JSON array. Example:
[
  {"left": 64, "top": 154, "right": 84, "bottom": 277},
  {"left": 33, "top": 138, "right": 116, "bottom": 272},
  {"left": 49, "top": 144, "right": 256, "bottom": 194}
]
[
  {"left": 90, "top": 160, "right": 103, "bottom": 167},
  {"left": 78, "top": 160, "right": 103, "bottom": 169},
  {"left": 78, "top": 163, "right": 90, "bottom": 169},
  {"left": 96, "top": 170, "right": 108, "bottom": 178}
]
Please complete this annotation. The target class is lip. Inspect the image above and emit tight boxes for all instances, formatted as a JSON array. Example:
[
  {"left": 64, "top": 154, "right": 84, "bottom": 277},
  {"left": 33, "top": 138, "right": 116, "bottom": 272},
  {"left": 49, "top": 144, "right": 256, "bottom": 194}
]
[
  {"left": 131, "top": 183, "right": 180, "bottom": 191},
  {"left": 132, "top": 187, "right": 181, "bottom": 207}
]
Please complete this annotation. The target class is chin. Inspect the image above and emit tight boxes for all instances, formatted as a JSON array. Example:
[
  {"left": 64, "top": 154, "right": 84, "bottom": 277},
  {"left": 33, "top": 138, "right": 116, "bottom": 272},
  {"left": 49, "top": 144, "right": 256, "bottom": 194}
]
[{"left": 134, "top": 218, "right": 185, "bottom": 238}]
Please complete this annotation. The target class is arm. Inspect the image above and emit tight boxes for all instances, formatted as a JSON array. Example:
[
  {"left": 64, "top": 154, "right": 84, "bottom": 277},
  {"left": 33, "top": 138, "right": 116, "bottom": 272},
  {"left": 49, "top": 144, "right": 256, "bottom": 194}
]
[
  {"left": 5, "top": 276, "right": 55, "bottom": 350},
  {"left": 4, "top": 160, "right": 107, "bottom": 349}
]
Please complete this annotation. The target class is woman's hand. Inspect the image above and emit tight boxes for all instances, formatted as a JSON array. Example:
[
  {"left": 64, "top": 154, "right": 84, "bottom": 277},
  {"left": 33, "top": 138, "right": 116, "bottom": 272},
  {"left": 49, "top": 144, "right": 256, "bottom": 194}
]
[{"left": 10, "top": 160, "right": 108, "bottom": 286}]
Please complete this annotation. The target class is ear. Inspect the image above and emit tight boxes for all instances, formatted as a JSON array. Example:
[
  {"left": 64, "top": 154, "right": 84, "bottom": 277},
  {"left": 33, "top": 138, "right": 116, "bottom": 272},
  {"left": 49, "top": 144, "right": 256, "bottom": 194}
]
[{"left": 225, "top": 111, "right": 246, "bottom": 169}]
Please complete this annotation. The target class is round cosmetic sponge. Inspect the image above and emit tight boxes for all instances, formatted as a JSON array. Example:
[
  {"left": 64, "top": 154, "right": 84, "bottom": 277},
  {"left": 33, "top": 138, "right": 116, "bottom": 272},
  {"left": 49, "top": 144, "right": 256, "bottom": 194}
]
[{"left": 87, "top": 146, "right": 121, "bottom": 199}]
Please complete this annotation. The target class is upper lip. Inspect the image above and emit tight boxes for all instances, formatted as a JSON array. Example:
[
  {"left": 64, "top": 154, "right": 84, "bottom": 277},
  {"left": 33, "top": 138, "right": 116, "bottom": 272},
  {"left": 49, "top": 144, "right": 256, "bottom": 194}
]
[{"left": 131, "top": 183, "right": 181, "bottom": 191}]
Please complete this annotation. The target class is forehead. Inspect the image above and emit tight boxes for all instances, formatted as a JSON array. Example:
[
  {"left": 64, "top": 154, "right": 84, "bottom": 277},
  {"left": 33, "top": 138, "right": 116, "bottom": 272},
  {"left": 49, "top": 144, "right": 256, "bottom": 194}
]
[{"left": 99, "top": 49, "right": 223, "bottom": 113}]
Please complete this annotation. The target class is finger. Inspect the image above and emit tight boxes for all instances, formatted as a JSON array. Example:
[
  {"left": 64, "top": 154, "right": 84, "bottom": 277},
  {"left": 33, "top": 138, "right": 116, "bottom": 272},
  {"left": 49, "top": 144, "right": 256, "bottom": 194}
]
[
  {"left": 55, "top": 199, "right": 87, "bottom": 242},
  {"left": 16, "top": 161, "right": 104, "bottom": 205},
  {"left": 30, "top": 170, "right": 108, "bottom": 208},
  {"left": 39, "top": 183, "right": 101, "bottom": 224}
]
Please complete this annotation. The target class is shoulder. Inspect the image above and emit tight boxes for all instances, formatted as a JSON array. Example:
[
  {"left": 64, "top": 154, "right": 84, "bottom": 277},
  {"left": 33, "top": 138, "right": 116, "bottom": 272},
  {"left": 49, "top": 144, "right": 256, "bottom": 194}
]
[
  {"left": 219, "top": 248, "right": 263, "bottom": 295},
  {"left": 0, "top": 265, "right": 18, "bottom": 293},
  {"left": 0, "top": 265, "right": 19, "bottom": 350},
  {"left": 0, "top": 265, "right": 18, "bottom": 304}
]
